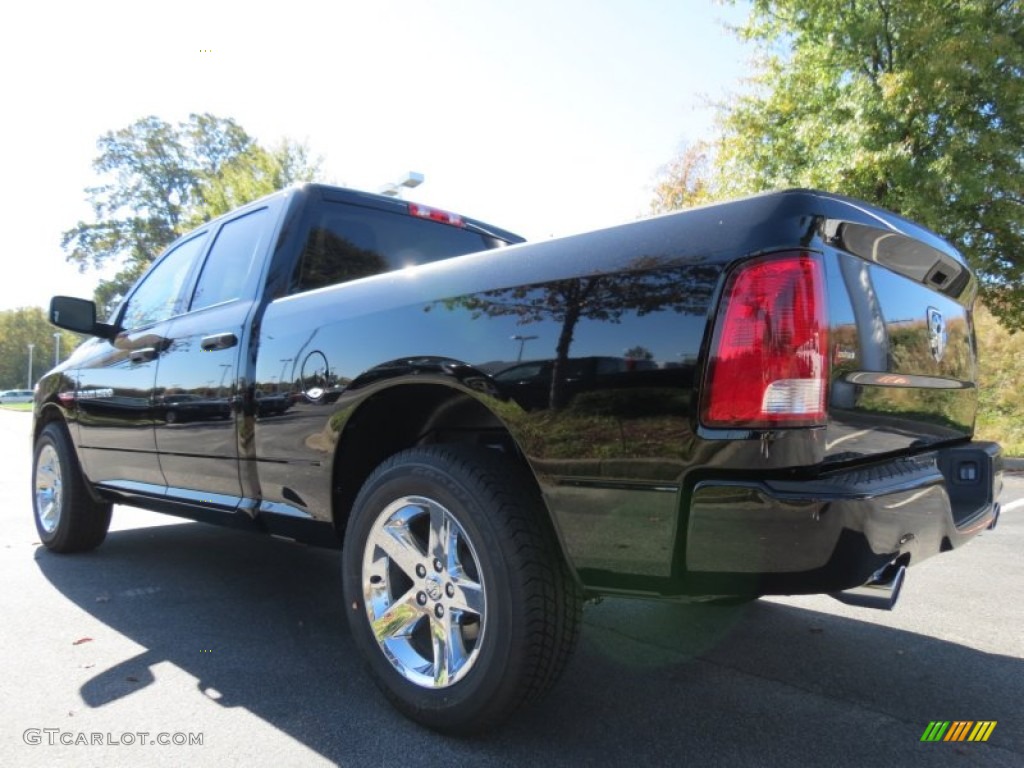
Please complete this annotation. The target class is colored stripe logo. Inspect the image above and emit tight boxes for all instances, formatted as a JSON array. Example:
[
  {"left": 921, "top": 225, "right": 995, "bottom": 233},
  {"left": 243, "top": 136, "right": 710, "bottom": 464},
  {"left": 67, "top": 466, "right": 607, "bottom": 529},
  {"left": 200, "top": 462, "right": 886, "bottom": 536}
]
[{"left": 921, "top": 721, "right": 997, "bottom": 742}]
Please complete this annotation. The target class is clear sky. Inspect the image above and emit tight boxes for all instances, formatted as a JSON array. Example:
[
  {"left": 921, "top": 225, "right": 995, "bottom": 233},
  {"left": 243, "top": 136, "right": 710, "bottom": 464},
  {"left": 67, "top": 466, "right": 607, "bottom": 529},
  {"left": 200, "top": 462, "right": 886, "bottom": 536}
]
[{"left": 0, "top": 0, "right": 752, "bottom": 311}]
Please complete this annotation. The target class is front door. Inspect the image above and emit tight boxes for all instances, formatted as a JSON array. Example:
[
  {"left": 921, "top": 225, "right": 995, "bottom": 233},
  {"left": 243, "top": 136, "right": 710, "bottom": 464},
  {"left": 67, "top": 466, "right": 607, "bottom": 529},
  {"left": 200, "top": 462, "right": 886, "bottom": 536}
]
[{"left": 75, "top": 232, "right": 210, "bottom": 489}]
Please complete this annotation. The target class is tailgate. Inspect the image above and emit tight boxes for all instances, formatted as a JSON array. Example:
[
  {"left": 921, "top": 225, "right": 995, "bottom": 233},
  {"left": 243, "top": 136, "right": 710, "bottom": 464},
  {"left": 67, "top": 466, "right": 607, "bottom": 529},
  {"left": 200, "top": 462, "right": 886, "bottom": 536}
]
[{"left": 824, "top": 218, "right": 978, "bottom": 463}]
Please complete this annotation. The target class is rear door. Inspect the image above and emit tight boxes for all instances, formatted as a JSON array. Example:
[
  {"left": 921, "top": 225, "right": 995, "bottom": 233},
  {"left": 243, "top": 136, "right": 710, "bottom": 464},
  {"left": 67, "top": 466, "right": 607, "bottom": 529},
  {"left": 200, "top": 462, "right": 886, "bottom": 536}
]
[{"left": 154, "top": 205, "right": 275, "bottom": 506}]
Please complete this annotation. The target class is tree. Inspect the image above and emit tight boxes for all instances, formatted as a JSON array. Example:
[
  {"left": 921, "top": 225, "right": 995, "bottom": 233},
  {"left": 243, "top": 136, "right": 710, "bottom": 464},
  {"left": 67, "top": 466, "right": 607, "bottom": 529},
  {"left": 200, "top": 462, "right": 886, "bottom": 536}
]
[
  {"left": 623, "top": 345, "right": 654, "bottom": 361},
  {"left": 0, "top": 308, "right": 81, "bottom": 388},
  {"left": 663, "top": 1, "right": 1024, "bottom": 328},
  {"left": 62, "top": 114, "right": 320, "bottom": 315},
  {"left": 188, "top": 139, "right": 321, "bottom": 226},
  {"left": 650, "top": 141, "right": 716, "bottom": 214}
]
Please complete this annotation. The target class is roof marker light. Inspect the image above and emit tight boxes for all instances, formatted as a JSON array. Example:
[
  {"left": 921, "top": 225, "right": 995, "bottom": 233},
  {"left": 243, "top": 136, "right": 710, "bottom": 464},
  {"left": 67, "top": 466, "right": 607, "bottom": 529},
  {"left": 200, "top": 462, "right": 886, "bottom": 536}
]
[{"left": 407, "top": 203, "right": 465, "bottom": 228}]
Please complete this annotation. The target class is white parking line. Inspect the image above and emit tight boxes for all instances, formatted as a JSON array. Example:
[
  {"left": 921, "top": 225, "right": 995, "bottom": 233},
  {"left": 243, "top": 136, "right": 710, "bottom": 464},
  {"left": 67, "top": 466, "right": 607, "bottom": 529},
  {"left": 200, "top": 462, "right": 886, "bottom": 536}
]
[
  {"left": 1002, "top": 498, "right": 1024, "bottom": 514},
  {"left": 825, "top": 429, "right": 871, "bottom": 450}
]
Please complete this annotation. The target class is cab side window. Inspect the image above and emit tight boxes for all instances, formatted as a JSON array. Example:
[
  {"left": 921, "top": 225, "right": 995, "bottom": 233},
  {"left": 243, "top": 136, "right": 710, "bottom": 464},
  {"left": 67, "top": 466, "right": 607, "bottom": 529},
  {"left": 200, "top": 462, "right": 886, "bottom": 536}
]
[
  {"left": 121, "top": 233, "right": 208, "bottom": 330},
  {"left": 191, "top": 208, "right": 269, "bottom": 311},
  {"left": 294, "top": 209, "right": 388, "bottom": 294},
  {"left": 289, "top": 202, "right": 495, "bottom": 296}
]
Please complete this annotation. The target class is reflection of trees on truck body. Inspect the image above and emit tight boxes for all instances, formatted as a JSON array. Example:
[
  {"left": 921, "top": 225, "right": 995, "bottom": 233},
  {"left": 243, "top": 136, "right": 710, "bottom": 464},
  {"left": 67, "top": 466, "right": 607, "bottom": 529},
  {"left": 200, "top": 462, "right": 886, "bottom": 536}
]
[{"left": 429, "top": 257, "right": 721, "bottom": 409}]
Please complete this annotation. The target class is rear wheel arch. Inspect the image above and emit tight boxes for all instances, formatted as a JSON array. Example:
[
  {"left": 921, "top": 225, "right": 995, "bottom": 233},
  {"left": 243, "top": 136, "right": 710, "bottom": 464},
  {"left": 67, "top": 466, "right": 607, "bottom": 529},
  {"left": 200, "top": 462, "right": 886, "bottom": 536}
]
[{"left": 329, "top": 383, "right": 574, "bottom": 570}]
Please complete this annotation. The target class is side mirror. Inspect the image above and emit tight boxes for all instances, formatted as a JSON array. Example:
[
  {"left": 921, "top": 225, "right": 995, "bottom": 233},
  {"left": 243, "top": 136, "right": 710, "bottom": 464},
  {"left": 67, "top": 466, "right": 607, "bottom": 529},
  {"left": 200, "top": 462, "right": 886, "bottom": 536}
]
[{"left": 49, "top": 296, "right": 116, "bottom": 339}]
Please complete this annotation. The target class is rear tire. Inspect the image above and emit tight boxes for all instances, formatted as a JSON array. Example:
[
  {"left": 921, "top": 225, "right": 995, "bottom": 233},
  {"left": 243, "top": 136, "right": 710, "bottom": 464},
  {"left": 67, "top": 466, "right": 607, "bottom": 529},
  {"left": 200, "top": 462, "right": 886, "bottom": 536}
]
[
  {"left": 32, "top": 423, "right": 112, "bottom": 553},
  {"left": 342, "top": 444, "right": 581, "bottom": 734}
]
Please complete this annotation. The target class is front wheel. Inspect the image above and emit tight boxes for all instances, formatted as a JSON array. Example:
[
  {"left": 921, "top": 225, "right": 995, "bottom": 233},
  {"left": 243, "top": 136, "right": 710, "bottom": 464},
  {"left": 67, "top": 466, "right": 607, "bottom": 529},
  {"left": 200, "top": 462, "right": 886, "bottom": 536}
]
[
  {"left": 342, "top": 445, "right": 581, "bottom": 734},
  {"left": 33, "top": 423, "right": 112, "bottom": 553}
]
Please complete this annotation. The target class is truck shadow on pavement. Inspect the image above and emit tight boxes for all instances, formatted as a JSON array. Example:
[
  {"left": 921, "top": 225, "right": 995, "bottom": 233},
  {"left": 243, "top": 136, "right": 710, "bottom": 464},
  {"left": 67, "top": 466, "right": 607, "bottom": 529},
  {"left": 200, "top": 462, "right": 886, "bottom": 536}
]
[{"left": 35, "top": 519, "right": 1021, "bottom": 766}]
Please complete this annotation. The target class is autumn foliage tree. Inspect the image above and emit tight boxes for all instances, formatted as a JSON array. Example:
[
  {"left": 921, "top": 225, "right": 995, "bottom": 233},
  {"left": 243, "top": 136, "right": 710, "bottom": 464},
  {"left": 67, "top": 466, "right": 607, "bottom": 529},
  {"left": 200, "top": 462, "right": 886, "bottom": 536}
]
[
  {"left": 658, "top": 0, "right": 1024, "bottom": 328},
  {"left": 650, "top": 142, "right": 716, "bottom": 214}
]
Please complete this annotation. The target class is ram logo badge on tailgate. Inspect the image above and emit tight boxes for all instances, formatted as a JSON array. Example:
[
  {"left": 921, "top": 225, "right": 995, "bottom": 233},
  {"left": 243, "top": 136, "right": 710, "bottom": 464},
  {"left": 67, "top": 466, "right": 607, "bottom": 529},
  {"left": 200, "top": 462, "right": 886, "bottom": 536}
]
[{"left": 927, "top": 307, "right": 947, "bottom": 363}]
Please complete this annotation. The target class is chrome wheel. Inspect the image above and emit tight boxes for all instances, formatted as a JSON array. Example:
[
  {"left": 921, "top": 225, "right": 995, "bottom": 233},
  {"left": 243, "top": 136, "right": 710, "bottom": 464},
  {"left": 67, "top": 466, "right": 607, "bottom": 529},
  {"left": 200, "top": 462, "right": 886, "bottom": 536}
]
[
  {"left": 32, "top": 423, "right": 112, "bottom": 553},
  {"left": 345, "top": 446, "right": 582, "bottom": 733},
  {"left": 35, "top": 444, "right": 63, "bottom": 534},
  {"left": 362, "top": 495, "right": 486, "bottom": 688}
]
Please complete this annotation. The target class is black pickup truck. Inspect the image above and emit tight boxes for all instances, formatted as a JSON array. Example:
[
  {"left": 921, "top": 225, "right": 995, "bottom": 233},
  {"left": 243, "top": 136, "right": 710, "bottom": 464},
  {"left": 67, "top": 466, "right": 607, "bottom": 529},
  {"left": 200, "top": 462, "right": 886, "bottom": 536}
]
[{"left": 34, "top": 184, "right": 1001, "bottom": 733}]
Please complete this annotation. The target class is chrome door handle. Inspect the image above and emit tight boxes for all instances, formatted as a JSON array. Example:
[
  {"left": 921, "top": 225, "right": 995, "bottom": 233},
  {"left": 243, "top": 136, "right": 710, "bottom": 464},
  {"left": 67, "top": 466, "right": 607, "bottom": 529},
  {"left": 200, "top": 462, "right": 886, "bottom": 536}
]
[
  {"left": 130, "top": 347, "right": 157, "bottom": 364},
  {"left": 201, "top": 332, "right": 238, "bottom": 351}
]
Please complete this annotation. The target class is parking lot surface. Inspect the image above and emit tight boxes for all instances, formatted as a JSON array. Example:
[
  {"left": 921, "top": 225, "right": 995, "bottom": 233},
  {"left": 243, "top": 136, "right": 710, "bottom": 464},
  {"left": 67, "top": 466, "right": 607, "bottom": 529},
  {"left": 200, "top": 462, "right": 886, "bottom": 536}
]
[{"left": 1, "top": 409, "right": 1021, "bottom": 766}]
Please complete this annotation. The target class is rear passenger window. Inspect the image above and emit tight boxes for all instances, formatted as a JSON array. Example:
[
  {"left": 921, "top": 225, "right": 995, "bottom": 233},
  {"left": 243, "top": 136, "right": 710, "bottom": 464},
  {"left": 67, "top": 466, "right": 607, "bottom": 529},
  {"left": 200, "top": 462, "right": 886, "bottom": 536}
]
[
  {"left": 291, "top": 203, "right": 496, "bottom": 294},
  {"left": 191, "top": 208, "right": 268, "bottom": 311}
]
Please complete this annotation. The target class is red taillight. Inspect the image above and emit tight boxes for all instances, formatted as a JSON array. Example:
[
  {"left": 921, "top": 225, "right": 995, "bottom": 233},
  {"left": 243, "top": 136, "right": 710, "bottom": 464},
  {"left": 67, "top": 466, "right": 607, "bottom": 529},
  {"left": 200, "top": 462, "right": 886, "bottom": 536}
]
[
  {"left": 408, "top": 203, "right": 465, "bottom": 228},
  {"left": 701, "top": 252, "right": 828, "bottom": 428}
]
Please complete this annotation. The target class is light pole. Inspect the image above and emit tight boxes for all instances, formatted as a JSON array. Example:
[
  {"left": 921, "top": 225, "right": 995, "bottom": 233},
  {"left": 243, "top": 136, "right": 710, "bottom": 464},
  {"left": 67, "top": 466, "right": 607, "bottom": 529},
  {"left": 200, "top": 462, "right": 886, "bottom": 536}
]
[
  {"left": 53, "top": 332, "right": 61, "bottom": 366},
  {"left": 511, "top": 335, "right": 538, "bottom": 362},
  {"left": 279, "top": 358, "right": 293, "bottom": 391},
  {"left": 380, "top": 171, "right": 424, "bottom": 198},
  {"left": 218, "top": 363, "right": 232, "bottom": 392},
  {"left": 27, "top": 343, "right": 34, "bottom": 388}
]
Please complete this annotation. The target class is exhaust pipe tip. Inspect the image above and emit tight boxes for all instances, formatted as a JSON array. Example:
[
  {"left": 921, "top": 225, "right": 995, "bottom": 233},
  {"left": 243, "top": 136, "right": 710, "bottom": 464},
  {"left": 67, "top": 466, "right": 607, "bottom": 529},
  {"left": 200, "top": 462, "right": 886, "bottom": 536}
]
[{"left": 830, "top": 563, "right": 906, "bottom": 611}]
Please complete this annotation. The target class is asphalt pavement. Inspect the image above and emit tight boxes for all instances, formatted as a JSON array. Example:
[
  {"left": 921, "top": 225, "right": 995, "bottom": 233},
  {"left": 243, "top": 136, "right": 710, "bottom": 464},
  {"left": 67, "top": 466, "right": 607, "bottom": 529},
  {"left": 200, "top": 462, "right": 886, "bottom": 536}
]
[{"left": 1, "top": 408, "right": 1021, "bottom": 767}]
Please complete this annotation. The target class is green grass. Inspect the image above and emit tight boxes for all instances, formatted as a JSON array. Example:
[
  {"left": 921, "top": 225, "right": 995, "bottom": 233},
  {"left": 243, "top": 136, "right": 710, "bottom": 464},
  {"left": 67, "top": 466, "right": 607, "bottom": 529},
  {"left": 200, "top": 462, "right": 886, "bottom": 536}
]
[
  {"left": 974, "top": 306, "right": 1024, "bottom": 456},
  {"left": 0, "top": 402, "right": 32, "bottom": 411}
]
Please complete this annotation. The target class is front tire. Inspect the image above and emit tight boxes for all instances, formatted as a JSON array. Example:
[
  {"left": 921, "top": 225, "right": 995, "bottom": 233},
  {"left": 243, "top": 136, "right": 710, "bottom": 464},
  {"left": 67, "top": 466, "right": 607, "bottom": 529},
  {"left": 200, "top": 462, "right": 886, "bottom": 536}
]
[
  {"left": 342, "top": 445, "right": 581, "bottom": 734},
  {"left": 32, "top": 423, "right": 112, "bottom": 553}
]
